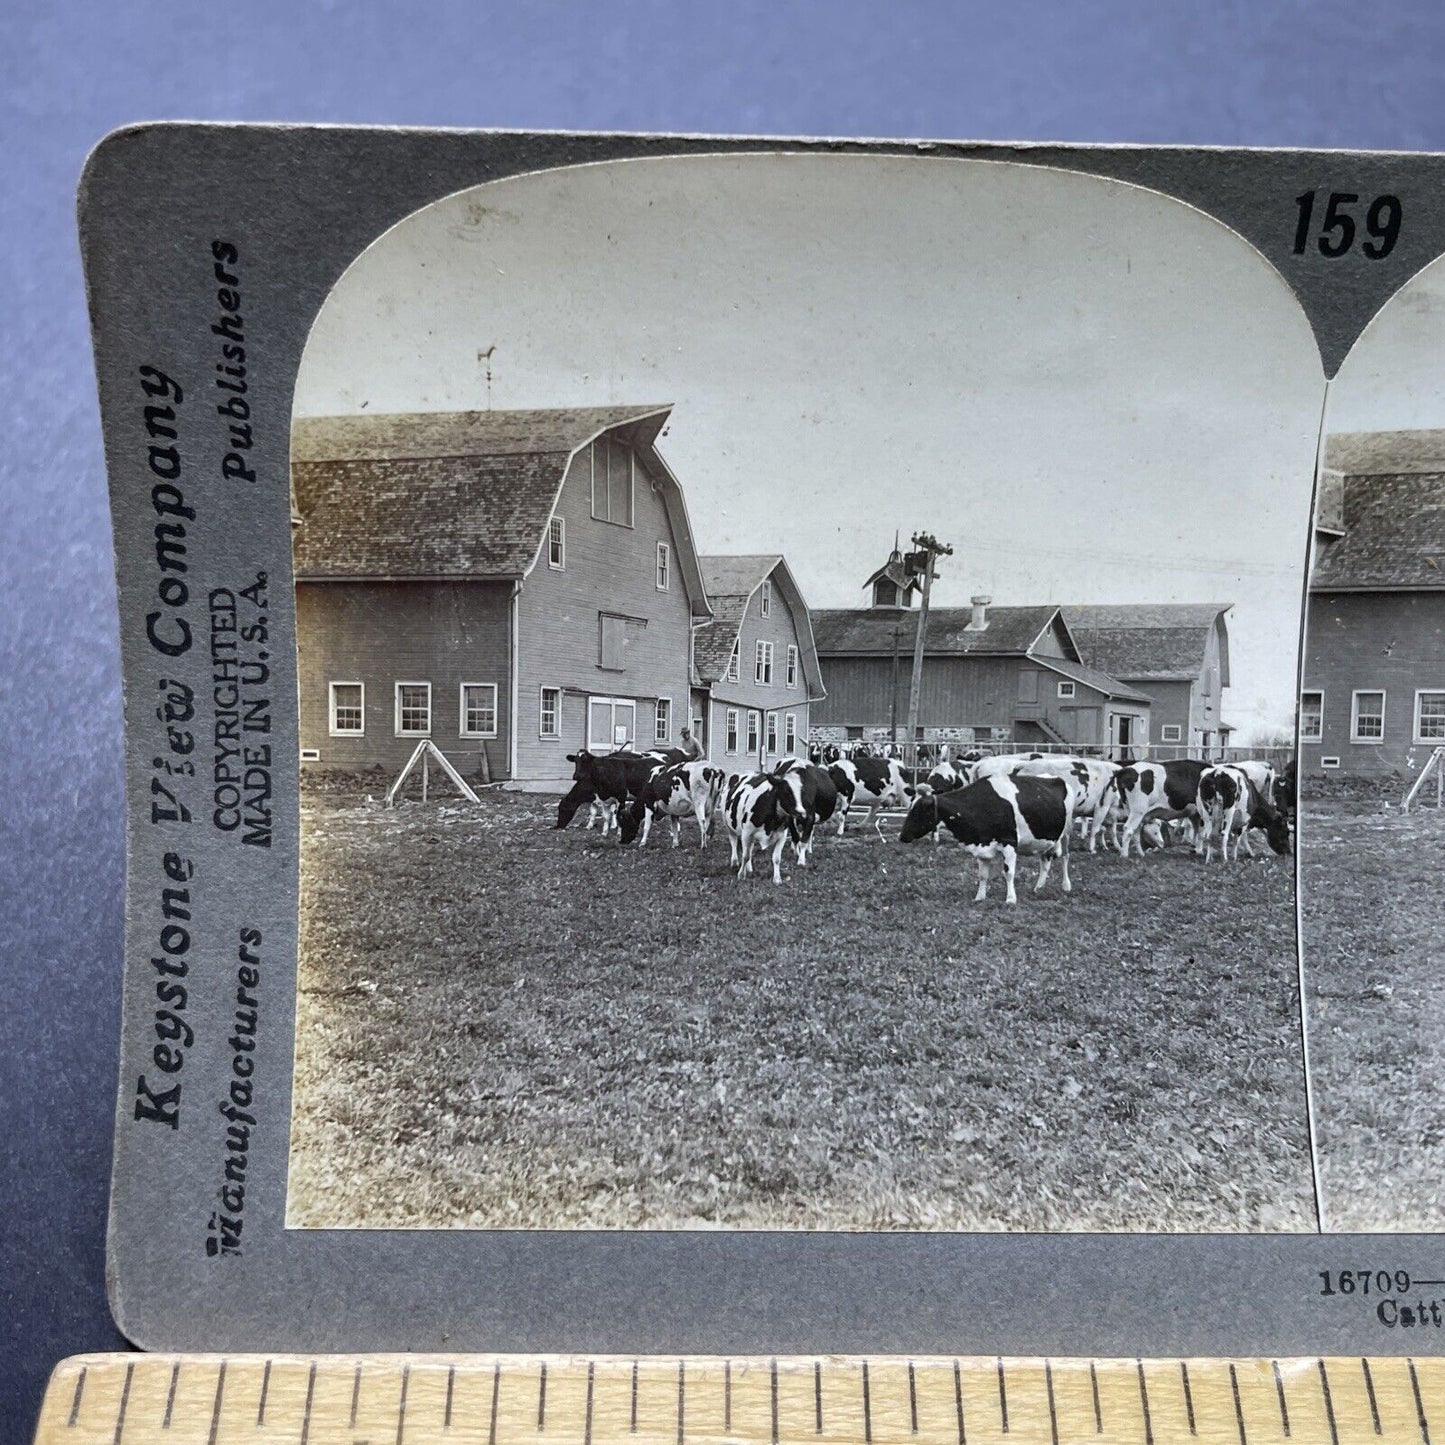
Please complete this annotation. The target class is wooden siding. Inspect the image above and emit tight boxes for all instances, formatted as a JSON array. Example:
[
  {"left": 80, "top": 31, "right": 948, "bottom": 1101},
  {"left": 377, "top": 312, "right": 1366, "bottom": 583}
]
[
  {"left": 709, "top": 697, "right": 810, "bottom": 772},
  {"left": 515, "top": 445, "right": 695, "bottom": 782},
  {"left": 1303, "top": 590, "right": 1445, "bottom": 777},
  {"left": 813, "top": 654, "right": 1148, "bottom": 749},
  {"left": 296, "top": 579, "right": 512, "bottom": 777}
]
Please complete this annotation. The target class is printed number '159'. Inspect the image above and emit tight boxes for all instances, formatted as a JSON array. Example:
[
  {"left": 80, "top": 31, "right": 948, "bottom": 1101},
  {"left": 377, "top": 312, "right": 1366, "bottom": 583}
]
[{"left": 1294, "top": 190, "right": 1402, "bottom": 259}]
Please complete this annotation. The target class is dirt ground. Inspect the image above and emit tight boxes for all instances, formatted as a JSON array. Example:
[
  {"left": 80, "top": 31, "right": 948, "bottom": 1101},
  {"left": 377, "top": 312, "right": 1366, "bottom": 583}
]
[
  {"left": 287, "top": 783, "right": 1314, "bottom": 1233},
  {"left": 1301, "top": 798, "right": 1445, "bottom": 1231}
]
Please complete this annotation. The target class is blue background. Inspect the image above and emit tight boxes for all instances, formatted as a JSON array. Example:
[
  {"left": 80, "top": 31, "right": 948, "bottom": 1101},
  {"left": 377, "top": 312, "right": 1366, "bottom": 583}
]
[{"left": 4, "top": 2, "right": 1445, "bottom": 1437}]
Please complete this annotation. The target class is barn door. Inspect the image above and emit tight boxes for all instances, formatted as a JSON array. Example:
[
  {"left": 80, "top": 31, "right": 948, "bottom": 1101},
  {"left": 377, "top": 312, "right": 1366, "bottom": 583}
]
[{"left": 588, "top": 697, "right": 636, "bottom": 751}]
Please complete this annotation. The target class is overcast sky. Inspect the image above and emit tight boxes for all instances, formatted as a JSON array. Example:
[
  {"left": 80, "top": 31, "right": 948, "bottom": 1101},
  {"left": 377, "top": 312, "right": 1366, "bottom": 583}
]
[
  {"left": 1328, "top": 251, "right": 1445, "bottom": 434},
  {"left": 295, "top": 153, "right": 1328, "bottom": 737}
]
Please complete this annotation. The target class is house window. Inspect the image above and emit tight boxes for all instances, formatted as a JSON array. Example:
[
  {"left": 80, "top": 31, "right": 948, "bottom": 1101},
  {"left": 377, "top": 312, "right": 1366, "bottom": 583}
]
[
  {"left": 329, "top": 682, "right": 364, "bottom": 736},
  {"left": 725, "top": 638, "right": 740, "bottom": 682},
  {"left": 589, "top": 437, "right": 634, "bottom": 526},
  {"left": 755, "top": 639, "right": 774, "bottom": 685},
  {"left": 1057, "top": 680, "right": 1076, "bottom": 699},
  {"left": 1160, "top": 724, "right": 1183, "bottom": 743},
  {"left": 395, "top": 682, "right": 431, "bottom": 736},
  {"left": 459, "top": 683, "right": 498, "bottom": 738},
  {"left": 746, "top": 711, "right": 760, "bottom": 754},
  {"left": 766, "top": 712, "right": 778, "bottom": 753},
  {"left": 548, "top": 516, "right": 565, "bottom": 569},
  {"left": 1300, "top": 691, "right": 1323, "bottom": 742},
  {"left": 1416, "top": 691, "right": 1445, "bottom": 742},
  {"left": 785, "top": 713, "right": 797, "bottom": 752},
  {"left": 655, "top": 697, "right": 672, "bottom": 742},
  {"left": 1351, "top": 690, "right": 1385, "bottom": 743},
  {"left": 786, "top": 645, "right": 799, "bottom": 689},
  {"left": 539, "top": 687, "right": 561, "bottom": 739},
  {"left": 599, "top": 613, "right": 629, "bottom": 671},
  {"left": 656, "top": 542, "right": 670, "bottom": 591},
  {"left": 725, "top": 708, "right": 739, "bottom": 753},
  {"left": 760, "top": 579, "right": 772, "bottom": 617}
]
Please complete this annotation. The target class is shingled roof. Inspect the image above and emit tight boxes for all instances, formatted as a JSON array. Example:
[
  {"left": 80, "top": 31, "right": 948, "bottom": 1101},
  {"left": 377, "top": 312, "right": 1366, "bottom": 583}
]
[
  {"left": 1063, "top": 604, "right": 1231, "bottom": 683},
  {"left": 1031, "top": 656, "right": 1153, "bottom": 705},
  {"left": 291, "top": 407, "right": 709, "bottom": 613},
  {"left": 693, "top": 555, "right": 826, "bottom": 698},
  {"left": 1312, "top": 431, "right": 1445, "bottom": 591},
  {"left": 811, "top": 605, "right": 1061, "bottom": 656}
]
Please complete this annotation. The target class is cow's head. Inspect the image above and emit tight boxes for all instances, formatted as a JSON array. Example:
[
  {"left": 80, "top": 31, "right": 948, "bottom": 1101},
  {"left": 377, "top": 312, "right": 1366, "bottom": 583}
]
[
  {"left": 617, "top": 798, "right": 645, "bottom": 845},
  {"left": 1260, "top": 800, "right": 1292, "bottom": 856},
  {"left": 565, "top": 751, "right": 597, "bottom": 783},
  {"left": 898, "top": 787, "right": 938, "bottom": 844},
  {"left": 556, "top": 781, "right": 592, "bottom": 829}
]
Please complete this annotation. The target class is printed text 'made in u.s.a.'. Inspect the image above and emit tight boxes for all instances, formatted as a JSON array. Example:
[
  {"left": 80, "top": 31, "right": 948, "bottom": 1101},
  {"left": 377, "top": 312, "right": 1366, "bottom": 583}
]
[{"left": 211, "top": 575, "right": 272, "bottom": 846}]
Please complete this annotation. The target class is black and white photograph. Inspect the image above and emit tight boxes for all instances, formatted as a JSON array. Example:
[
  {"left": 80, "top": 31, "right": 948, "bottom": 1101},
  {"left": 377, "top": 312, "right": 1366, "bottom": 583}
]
[
  {"left": 1300, "top": 255, "right": 1445, "bottom": 1231},
  {"left": 282, "top": 153, "right": 1321, "bottom": 1234}
]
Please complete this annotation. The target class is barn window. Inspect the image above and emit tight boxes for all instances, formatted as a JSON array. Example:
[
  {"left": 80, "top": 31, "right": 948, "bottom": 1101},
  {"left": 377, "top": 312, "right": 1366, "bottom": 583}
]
[
  {"left": 300, "top": 748, "right": 321, "bottom": 762},
  {"left": 1160, "top": 724, "right": 1183, "bottom": 743},
  {"left": 329, "top": 682, "right": 364, "bottom": 736},
  {"left": 548, "top": 516, "right": 565, "bottom": 569},
  {"left": 725, "top": 638, "right": 740, "bottom": 682},
  {"left": 395, "top": 682, "right": 431, "bottom": 736},
  {"left": 655, "top": 697, "right": 671, "bottom": 742},
  {"left": 1299, "top": 691, "right": 1323, "bottom": 742},
  {"left": 588, "top": 697, "right": 637, "bottom": 750},
  {"left": 755, "top": 640, "right": 774, "bottom": 685},
  {"left": 539, "top": 687, "right": 561, "bottom": 738},
  {"left": 589, "top": 438, "right": 634, "bottom": 526},
  {"left": 760, "top": 578, "right": 772, "bottom": 617},
  {"left": 746, "top": 711, "right": 760, "bottom": 754},
  {"left": 599, "top": 613, "right": 634, "bottom": 671},
  {"left": 1416, "top": 691, "right": 1445, "bottom": 742},
  {"left": 785, "top": 712, "right": 797, "bottom": 752},
  {"left": 1351, "top": 690, "right": 1385, "bottom": 743},
  {"left": 725, "top": 709, "right": 739, "bottom": 753},
  {"left": 845, "top": 726, "right": 864, "bottom": 741},
  {"left": 873, "top": 580, "right": 900, "bottom": 607},
  {"left": 1321, "top": 756, "right": 1341, "bottom": 769},
  {"left": 1057, "top": 680, "right": 1076, "bottom": 699},
  {"left": 656, "top": 542, "right": 670, "bottom": 591},
  {"left": 786, "top": 645, "right": 799, "bottom": 689},
  {"left": 460, "top": 683, "right": 498, "bottom": 738},
  {"left": 766, "top": 712, "right": 778, "bottom": 753}
]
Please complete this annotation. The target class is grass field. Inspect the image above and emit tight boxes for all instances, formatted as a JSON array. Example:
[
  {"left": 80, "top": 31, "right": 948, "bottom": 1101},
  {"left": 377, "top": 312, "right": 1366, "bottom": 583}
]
[
  {"left": 287, "top": 782, "right": 1314, "bottom": 1233},
  {"left": 1302, "top": 798, "right": 1445, "bottom": 1231}
]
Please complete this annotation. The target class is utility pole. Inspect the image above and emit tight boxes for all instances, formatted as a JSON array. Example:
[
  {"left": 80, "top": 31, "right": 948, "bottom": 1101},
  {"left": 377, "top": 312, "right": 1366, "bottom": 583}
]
[
  {"left": 905, "top": 532, "right": 954, "bottom": 761},
  {"left": 888, "top": 622, "right": 903, "bottom": 743}
]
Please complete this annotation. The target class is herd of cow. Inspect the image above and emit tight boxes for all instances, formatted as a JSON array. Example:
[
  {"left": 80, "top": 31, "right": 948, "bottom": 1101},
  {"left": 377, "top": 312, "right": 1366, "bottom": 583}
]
[{"left": 555, "top": 744, "right": 1296, "bottom": 902}]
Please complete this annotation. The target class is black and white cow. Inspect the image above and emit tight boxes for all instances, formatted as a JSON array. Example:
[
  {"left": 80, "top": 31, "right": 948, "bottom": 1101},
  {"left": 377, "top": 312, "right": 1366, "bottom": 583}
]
[
  {"left": 721, "top": 772, "right": 801, "bottom": 883},
  {"left": 899, "top": 773, "right": 1075, "bottom": 903},
  {"left": 1274, "top": 759, "right": 1298, "bottom": 824},
  {"left": 827, "top": 755, "right": 912, "bottom": 838},
  {"left": 1113, "top": 758, "right": 1208, "bottom": 858},
  {"left": 925, "top": 757, "right": 972, "bottom": 793},
  {"left": 618, "top": 761, "right": 726, "bottom": 848},
  {"left": 1197, "top": 764, "right": 1292, "bottom": 862},
  {"left": 773, "top": 757, "right": 839, "bottom": 865},
  {"left": 556, "top": 748, "right": 685, "bottom": 835}
]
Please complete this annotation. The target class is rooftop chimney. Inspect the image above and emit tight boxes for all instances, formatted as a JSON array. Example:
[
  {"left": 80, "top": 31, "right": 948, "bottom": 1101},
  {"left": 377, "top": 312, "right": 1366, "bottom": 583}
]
[{"left": 969, "top": 594, "right": 991, "bottom": 630}]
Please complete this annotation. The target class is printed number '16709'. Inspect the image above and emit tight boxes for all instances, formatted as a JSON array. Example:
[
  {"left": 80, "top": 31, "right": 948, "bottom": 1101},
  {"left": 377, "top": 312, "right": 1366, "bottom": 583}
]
[{"left": 1294, "top": 190, "right": 1402, "bottom": 259}]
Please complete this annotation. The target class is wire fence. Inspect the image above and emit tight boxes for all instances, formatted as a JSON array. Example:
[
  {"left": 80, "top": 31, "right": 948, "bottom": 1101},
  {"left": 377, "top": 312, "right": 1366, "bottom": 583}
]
[{"left": 810, "top": 738, "right": 1296, "bottom": 772}]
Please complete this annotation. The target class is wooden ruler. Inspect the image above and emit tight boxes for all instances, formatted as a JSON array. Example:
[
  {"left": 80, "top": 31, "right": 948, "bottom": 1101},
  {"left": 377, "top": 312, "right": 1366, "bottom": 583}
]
[{"left": 30, "top": 1354, "right": 1445, "bottom": 1445}]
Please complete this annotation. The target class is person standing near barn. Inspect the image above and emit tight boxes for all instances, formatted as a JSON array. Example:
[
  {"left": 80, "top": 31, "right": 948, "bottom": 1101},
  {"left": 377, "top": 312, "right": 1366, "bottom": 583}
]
[{"left": 679, "top": 725, "right": 704, "bottom": 761}]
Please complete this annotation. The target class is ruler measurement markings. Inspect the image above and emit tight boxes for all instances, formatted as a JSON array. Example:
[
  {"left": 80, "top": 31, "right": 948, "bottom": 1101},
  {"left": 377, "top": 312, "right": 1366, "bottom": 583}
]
[
  {"left": 1135, "top": 1361, "right": 1154, "bottom": 1445},
  {"left": 161, "top": 1362, "right": 179, "bottom": 1432},
  {"left": 67, "top": 1366, "right": 87, "bottom": 1429},
  {"left": 677, "top": 1359, "right": 685, "bottom": 1445},
  {"left": 953, "top": 1360, "right": 966, "bottom": 1445},
  {"left": 1317, "top": 1361, "right": 1339, "bottom": 1445},
  {"left": 490, "top": 1361, "right": 501, "bottom": 1445},
  {"left": 815, "top": 1361, "right": 824, "bottom": 1435},
  {"left": 770, "top": 1359, "right": 779, "bottom": 1445},
  {"left": 637, "top": 1361, "right": 644, "bottom": 1434},
  {"left": 1044, "top": 1362, "right": 1059, "bottom": 1445},
  {"left": 1363, "top": 1360, "right": 1383, "bottom": 1436},
  {"left": 862, "top": 1361, "right": 874, "bottom": 1445},
  {"left": 395, "top": 1363, "right": 410, "bottom": 1445},
  {"left": 1410, "top": 1360, "right": 1432, "bottom": 1445},
  {"left": 1229, "top": 1364, "right": 1248, "bottom": 1445},
  {"left": 909, "top": 1361, "right": 920, "bottom": 1435},
  {"left": 256, "top": 1359, "right": 272, "bottom": 1427},
  {"left": 1273, "top": 1361, "right": 1292, "bottom": 1438},
  {"left": 584, "top": 1362, "right": 595, "bottom": 1445},
  {"left": 207, "top": 1362, "right": 226, "bottom": 1445},
  {"left": 1090, "top": 1361, "right": 1102, "bottom": 1434},
  {"left": 111, "top": 1360, "right": 133, "bottom": 1445},
  {"left": 997, "top": 1359, "right": 1009, "bottom": 1434},
  {"left": 1179, "top": 1362, "right": 1197, "bottom": 1437}
]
